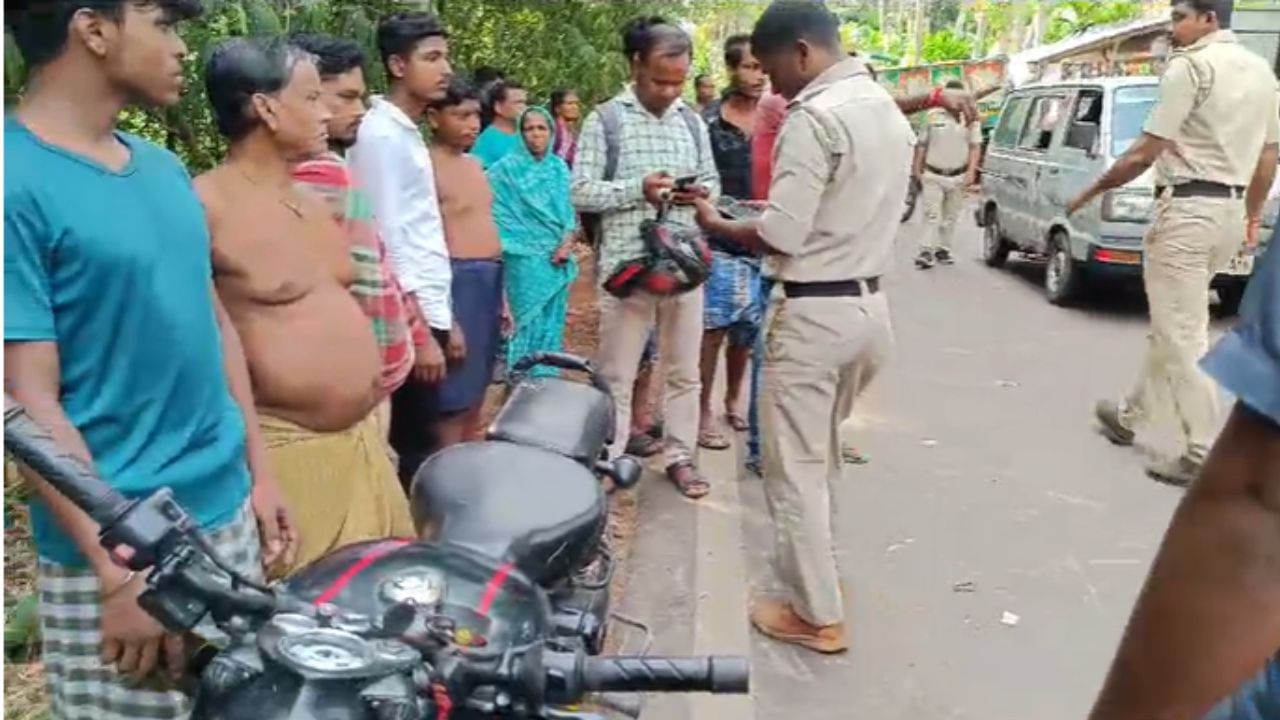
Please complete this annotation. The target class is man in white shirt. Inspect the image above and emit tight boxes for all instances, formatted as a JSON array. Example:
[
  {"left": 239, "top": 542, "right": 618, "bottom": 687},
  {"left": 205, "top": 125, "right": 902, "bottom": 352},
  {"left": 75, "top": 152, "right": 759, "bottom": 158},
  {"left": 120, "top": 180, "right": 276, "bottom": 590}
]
[{"left": 348, "top": 10, "right": 456, "bottom": 486}]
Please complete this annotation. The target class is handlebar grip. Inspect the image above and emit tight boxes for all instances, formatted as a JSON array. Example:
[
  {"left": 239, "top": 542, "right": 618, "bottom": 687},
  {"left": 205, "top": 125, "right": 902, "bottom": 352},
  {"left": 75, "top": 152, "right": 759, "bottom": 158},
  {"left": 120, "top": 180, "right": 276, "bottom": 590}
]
[
  {"left": 4, "top": 400, "right": 131, "bottom": 526},
  {"left": 580, "top": 656, "right": 749, "bottom": 695}
]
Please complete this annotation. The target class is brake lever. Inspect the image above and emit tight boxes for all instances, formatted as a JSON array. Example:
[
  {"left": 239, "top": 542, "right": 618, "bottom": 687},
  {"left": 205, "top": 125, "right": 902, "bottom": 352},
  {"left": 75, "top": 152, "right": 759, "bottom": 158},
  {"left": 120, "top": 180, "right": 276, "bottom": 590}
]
[
  {"left": 541, "top": 710, "right": 608, "bottom": 720},
  {"left": 590, "top": 692, "right": 643, "bottom": 718}
]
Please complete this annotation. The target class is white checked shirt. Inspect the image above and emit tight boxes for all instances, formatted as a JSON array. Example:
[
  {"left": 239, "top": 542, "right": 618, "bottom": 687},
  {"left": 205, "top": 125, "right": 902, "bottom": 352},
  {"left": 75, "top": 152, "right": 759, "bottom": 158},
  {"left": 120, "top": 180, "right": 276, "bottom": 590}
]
[
  {"left": 571, "top": 86, "right": 720, "bottom": 277},
  {"left": 349, "top": 96, "right": 453, "bottom": 329}
]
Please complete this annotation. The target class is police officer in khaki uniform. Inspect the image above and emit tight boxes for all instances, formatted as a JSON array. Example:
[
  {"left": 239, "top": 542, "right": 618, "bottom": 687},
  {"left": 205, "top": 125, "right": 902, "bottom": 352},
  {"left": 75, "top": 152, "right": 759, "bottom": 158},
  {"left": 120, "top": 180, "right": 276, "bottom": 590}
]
[
  {"left": 694, "top": 0, "right": 916, "bottom": 653},
  {"left": 1068, "top": 0, "right": 1280, "bottom": 486},
  {"left": 913, "top": 79, "right": 983, "bottom": 269}
]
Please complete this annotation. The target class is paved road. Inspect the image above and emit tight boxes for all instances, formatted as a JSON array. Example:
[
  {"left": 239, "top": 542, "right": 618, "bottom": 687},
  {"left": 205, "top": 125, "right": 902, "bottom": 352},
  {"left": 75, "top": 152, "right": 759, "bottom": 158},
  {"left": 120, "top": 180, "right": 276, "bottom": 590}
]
[
  {"left": 741, "top": 211, "right": 1237, "bottom": 720},
  {"left": 617, "top": 207, "right": 1238, "bottom": 720}
]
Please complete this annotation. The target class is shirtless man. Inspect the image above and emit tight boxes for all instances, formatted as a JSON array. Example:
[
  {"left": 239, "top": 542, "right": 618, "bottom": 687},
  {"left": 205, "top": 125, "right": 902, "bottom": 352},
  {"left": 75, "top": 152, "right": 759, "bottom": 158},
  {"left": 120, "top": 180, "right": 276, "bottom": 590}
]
[
  {"left": 198, "top": 37, "right": 413, "bottom": 575},
  {"left": 427, "top": 76, "right": 508, "bottom": 443}
]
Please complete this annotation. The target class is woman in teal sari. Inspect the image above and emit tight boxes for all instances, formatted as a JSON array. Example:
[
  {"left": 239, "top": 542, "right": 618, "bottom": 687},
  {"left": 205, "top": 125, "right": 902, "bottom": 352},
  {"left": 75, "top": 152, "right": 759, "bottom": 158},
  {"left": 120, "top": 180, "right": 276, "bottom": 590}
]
[{"left": 488, "top": 106, "right": 579, "bottom": 375}]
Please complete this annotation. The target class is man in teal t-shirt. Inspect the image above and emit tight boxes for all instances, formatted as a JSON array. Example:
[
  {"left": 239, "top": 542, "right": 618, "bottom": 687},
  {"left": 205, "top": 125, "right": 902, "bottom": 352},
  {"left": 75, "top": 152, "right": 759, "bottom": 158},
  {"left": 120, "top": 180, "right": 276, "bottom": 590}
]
[
  {"left": 4, "top": 2, "right": 292, "bottom": 716},
  {"left": 472, "top": 79, "right": 527, "bottom": 168}
]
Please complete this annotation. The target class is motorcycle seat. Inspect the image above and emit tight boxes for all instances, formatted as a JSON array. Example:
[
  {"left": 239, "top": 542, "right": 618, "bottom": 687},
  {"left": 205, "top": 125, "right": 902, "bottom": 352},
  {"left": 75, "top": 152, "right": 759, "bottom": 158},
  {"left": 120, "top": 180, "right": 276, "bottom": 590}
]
[
  {"left": 410, "top": 442, "right": 607, "bottom": 586},
  {"left": 487, "top": 375, "right": 615, "bottom": 465}
]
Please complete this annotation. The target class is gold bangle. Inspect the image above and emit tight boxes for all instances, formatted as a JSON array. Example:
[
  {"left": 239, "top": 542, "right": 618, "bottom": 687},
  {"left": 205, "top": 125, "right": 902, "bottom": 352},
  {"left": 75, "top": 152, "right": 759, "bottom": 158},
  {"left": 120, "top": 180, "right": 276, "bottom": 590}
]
[{"left": 100, "top": 571, "right": 137, "bottom": 600}]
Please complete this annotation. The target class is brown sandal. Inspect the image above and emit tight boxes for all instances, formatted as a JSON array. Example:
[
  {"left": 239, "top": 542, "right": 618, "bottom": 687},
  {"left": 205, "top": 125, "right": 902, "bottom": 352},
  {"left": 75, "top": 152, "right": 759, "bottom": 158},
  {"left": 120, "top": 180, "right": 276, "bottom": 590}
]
[
  {"left": 725, "top": 412, "right": 749, "bottom": 432},
  {"left": 697, "top": 427, "right": 731, "bottom": 450},
  {"left": 667, "top": 461, "right": 710, "bottom": 499},
  {"left": 841, "top": 446, "right": 870, "bottom": 465},
  {"left": 625, "top": 432, "right": 663, "bottom": 458}
]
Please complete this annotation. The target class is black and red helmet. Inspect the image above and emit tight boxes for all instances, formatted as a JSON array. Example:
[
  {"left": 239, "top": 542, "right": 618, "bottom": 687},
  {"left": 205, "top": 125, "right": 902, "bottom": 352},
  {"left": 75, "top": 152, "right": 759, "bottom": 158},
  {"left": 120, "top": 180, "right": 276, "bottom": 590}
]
[{"left": 603, "top": 216, "right": 712, "bottom": 299}]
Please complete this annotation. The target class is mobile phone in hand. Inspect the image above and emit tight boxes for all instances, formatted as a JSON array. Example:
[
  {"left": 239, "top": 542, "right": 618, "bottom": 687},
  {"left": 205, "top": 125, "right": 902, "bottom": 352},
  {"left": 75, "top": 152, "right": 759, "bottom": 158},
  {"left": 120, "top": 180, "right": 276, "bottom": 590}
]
[{"left": 674, "top": 174, "right": 699, "bottom": 190}]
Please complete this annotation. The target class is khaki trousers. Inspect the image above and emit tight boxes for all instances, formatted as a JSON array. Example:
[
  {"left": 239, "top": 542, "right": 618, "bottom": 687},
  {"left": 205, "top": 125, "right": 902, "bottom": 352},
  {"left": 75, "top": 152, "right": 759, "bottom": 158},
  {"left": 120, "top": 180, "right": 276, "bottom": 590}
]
[
  {"left": 920, "top": 171, "right": 967, "bottom": 252},
  {"left": 1120, "top": 195, "right": 1245, "bottom": 461},
  {"left": 761, "top": 288, "right": 893, "bottom": 626},
  {"left": 597, "top": 288, "right": 704, "bottom": 467}
]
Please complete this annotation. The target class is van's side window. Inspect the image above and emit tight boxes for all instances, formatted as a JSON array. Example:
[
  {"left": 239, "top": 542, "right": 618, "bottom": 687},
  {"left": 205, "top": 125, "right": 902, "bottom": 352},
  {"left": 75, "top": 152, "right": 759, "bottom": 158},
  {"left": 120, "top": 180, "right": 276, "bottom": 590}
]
[
  {"left": 1063, "top": 89, "right": 1104, "bottom": 153},
  {"left": 992, "top": 95, "right": 1032, "bottom": 149},
  {"left": 1018, "top": 95, "right": 1065, "bottom": 152}
]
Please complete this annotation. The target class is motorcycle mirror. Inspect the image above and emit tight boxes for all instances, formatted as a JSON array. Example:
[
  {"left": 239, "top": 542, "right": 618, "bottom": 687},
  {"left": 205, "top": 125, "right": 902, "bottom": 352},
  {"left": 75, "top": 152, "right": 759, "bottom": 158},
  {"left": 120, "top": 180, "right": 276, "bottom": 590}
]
[{"left": 609, "top": 456, "right": 643, "bottom": 491}]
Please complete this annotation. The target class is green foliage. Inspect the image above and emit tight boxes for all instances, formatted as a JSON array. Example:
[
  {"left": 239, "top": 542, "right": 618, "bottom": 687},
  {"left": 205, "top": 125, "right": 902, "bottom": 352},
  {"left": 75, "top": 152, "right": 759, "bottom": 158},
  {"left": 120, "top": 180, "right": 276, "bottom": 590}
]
[
  {"left": 1, "top": 0, "right": 1155, "bottom": 172},
  {"left": 921, "top": 28, "right": 973, "bottom": 63},
  {"left": 439, "top": 0, "right": 665, "bottom": 111},
  {"left": 1044, "top": 1, "right": 1143, "bottom": 43},
  {"left": 3, "top": 0, "right": 668, "bottom": 173}
]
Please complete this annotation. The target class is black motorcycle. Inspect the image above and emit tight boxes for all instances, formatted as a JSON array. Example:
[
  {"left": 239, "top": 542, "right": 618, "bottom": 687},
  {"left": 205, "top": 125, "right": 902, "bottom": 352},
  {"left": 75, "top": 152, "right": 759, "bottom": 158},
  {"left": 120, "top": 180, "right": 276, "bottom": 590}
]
[
  {"left": 412, "top": 353, "right": 643, "bottom": 660},
  {"left": 2, "top": 353, "right": 747, "bottom": 720}
]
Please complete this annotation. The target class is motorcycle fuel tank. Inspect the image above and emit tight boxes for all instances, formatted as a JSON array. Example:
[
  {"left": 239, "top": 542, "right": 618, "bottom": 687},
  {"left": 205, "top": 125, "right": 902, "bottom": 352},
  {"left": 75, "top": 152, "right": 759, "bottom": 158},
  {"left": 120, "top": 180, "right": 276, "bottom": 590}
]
[
  {"left": 283, "top": 540, "right": 551, "bottom": 649},
  {"left": 193, "top": 543, "right": 551, "bottom": 720}
]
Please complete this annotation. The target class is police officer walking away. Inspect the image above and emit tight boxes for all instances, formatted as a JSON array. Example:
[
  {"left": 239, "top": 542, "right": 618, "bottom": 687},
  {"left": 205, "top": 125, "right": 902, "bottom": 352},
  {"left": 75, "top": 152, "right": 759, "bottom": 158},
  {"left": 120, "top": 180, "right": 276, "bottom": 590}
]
[
  {"left": 1068, "top": 0, "right": 1279, "bottom": 487},
  {"left": 694, "top": 0, "right": 916, "bottom": 652},
  {"left": 913, "top": 79, "right": 983, "bottom": 269}
]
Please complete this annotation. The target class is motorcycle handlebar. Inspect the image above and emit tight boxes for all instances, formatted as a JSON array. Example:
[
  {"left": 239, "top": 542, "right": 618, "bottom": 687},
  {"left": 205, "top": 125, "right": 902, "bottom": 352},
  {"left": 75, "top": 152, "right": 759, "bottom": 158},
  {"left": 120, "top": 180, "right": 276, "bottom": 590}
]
[
  {"left": 4, "top": 401, "right": 131, "bottom": 527},
  {"left": 579, "top": 655, "right": 749, "bottom": 695}
]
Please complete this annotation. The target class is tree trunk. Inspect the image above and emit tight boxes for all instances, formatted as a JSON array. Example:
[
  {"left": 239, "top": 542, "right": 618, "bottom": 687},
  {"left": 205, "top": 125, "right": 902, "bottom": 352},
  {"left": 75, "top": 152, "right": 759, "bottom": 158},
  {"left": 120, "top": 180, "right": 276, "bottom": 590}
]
[
  {"left": 875, "top": 0, "right": 885, "bottom": 52},
  {"left": 1008, "top": 6, "right": 1025, "bottom": 55},
  {"left": 912, "top": 0, "right": 926, "bottom": 64},
  {"left": 1030, "top": 0, "right": 1052, "bottom": 50},
  {"left": 973, "top": 1, "right": 987, "bottom": 59}
]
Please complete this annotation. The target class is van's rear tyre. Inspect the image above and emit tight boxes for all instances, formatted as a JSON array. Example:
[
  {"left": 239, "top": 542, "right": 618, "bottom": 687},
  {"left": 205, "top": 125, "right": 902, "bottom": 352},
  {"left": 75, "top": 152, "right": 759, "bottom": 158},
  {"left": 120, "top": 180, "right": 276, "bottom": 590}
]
[{"left": 982, "top": 210, "right": 1011, "bottom": 268}]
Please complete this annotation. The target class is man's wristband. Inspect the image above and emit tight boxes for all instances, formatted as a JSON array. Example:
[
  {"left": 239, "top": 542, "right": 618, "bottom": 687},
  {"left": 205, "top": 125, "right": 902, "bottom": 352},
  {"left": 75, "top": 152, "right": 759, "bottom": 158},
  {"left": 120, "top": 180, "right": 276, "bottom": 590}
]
[
  {"left": 928, "top": 87, "right": 944, "bottom": 109},
  {"left": 100, "top": 570, "right": 137, "bottom": 600}
]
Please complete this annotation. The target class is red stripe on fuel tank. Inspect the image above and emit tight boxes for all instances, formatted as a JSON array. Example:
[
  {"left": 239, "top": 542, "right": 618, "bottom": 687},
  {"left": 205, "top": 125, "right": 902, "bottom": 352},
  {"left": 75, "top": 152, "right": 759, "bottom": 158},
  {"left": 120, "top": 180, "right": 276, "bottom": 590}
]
[
  {"left": 312, "top": 539, "right": 412, "bottom": 606},
  {"left": 476, "top": 562, "right": 516, "bottom": 616}
]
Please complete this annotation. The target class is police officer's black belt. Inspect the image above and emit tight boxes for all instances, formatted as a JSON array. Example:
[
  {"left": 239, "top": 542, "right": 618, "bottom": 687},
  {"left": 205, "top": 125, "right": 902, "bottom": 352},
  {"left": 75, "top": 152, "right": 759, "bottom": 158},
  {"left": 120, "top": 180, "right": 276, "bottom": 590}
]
[
  {"left": 783, "top": 278, "right": 881, "bottom": 298},
  {"left": 1154, "top": 180, "right": 1245, "bottom": 199},
  {"left": 926, "top": 164, "right": 967, "bottom": 177}
]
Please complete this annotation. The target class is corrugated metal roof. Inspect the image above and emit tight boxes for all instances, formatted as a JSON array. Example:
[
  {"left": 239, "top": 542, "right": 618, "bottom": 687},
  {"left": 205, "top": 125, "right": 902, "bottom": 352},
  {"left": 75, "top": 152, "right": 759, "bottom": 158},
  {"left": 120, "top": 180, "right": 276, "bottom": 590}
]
[{"left": 1011, "top": 16, "right": 1170, "bottom": 65}]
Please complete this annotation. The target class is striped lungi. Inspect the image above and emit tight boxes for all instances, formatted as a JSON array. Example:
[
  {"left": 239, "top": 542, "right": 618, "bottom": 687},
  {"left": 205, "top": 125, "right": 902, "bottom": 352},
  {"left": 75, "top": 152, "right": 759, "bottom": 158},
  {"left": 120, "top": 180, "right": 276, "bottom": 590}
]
[{"left": 38, "top": 501, "right": 262, "bottom": 720}]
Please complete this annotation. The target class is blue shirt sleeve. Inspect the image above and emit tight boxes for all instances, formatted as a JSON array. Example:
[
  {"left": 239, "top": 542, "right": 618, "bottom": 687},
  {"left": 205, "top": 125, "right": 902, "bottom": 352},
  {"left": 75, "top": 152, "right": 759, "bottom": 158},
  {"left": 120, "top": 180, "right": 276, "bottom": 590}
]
[
  {"left": 471, "top": 128, "right": 497, "bottom": 169},
  {"left": 4, "top": 190, "right": 56, "bottom": 342},
  {"left": 1202, "top": 228, "right": 1280, "bottom": 425}
]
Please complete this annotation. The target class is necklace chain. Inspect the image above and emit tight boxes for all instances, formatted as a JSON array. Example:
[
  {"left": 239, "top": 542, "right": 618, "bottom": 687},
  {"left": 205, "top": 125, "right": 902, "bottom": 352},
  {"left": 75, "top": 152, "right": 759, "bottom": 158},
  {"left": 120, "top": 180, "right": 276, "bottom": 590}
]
[{"left": 236, "top": 166, "right": 304, "bottom": 219}]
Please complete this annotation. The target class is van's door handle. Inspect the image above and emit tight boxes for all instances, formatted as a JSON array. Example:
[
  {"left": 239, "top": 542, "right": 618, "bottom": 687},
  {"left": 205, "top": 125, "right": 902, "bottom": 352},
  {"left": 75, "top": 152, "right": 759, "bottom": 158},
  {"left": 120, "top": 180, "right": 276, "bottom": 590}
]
[{"left": 1046, "top": 167, "right": 1061, "bottom": 175}]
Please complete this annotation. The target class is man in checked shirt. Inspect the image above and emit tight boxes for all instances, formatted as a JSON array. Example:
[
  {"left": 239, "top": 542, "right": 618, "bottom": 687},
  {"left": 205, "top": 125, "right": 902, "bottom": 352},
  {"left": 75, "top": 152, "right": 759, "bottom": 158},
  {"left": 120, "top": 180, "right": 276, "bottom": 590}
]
[{"left": 572, "top": 16, "right": 721, "bottom": 499}]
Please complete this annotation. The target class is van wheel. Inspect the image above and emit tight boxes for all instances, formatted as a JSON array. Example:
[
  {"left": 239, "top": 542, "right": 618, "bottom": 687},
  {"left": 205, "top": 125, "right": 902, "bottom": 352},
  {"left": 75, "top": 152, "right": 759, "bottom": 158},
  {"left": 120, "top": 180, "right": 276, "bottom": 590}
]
[
  {"left": 1045, "top": 231, "right": 1084, "bottom": 306},
  {"left": 982, "top": 209, "right": 1011, "bottom": 268}
]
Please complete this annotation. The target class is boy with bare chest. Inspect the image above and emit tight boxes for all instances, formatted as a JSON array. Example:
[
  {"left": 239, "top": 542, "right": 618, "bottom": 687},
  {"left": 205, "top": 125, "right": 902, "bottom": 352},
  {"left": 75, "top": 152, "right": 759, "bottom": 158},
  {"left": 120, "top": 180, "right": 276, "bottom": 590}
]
[
  {"left": 198, "top": 38, "right": 413, "bottom": 574},
  {"left": 427, "top": 77, "right": 508, "bottom": 443}
]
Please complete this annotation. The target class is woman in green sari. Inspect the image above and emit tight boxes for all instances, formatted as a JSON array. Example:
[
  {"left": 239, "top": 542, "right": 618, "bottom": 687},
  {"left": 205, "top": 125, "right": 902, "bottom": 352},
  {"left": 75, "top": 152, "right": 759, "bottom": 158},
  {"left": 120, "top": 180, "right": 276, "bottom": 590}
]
[{"left": 488, "top": 106, "right": 579, "bottom": 375}]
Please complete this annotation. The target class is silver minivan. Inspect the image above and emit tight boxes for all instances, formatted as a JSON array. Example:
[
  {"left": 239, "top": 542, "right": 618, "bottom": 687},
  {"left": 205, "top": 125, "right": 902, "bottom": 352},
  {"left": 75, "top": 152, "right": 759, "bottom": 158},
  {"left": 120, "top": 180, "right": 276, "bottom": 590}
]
[{"left": 976, "top": 77, "right": 1271, "bottom": 312}]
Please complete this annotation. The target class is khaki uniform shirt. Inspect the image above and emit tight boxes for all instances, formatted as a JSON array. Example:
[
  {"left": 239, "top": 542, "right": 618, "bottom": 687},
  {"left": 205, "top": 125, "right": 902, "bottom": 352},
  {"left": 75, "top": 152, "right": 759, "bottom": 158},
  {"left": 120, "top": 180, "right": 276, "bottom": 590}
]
[
  {"left": 920, "top": 108, "right": 982, "bottom": 173},
  {"left": 1144, "top": 30, "right": 1280, "bottom": 187},
  {"left": 760, "top": 58, "right": 916, "bottom": 283}
]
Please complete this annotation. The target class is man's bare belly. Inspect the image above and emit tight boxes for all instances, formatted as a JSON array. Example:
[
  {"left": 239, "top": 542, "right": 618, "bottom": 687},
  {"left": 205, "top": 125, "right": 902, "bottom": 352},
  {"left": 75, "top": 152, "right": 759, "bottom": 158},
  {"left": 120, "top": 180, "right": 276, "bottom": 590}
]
[
  {"left": 443, "top": 207, "right": 502, "bottom": 259},
  {"left": 199, "top": 163, "right": 384, "bottom": 433},
  {"left": 229, "top": 285, "right": 382, "bottom": 432}
]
